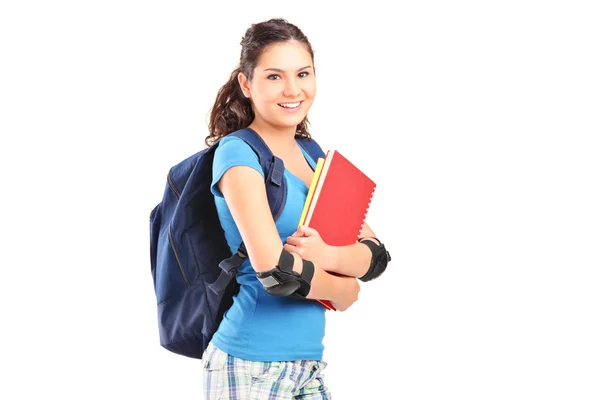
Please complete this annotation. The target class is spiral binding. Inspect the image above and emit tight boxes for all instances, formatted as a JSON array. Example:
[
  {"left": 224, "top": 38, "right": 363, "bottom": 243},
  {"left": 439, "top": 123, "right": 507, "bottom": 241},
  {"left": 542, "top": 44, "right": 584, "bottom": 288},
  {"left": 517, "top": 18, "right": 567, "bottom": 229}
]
[{"left": 358, "top": 186, "right": 376, "bottom": 241}]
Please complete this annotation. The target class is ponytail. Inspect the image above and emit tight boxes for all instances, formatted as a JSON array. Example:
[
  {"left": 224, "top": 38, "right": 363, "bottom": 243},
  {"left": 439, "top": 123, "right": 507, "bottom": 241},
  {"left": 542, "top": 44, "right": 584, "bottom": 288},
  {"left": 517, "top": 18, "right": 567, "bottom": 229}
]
[{"left": 205, "top": 67, "right": 254, "bottom": 147}]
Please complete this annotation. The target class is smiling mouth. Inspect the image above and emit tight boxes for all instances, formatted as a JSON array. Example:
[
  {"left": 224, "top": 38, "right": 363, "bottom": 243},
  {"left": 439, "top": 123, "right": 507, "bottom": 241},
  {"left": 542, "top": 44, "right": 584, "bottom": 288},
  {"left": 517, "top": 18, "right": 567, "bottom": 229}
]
[{"left": 278, "top": 101, "right": 302, "bottom": 109}]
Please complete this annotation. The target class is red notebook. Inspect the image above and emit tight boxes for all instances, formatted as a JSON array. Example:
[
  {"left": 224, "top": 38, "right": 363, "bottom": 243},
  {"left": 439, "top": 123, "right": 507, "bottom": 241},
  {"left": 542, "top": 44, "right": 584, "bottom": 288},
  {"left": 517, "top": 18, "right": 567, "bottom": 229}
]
[
  {"left": 303, "top": 150, "right": 376, "bottom": 246},
  {"left": 299, "top": 150, "right": 377, "bottom": 311}
]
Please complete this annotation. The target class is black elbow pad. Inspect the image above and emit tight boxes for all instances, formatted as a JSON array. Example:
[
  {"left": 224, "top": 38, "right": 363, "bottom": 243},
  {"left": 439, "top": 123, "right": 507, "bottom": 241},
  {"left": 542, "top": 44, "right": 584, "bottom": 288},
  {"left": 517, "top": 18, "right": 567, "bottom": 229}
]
[
  {"left": 358, "top": 238, "right": 391, "bottom": 282},
  {"left": 255, "top": 250, "right": 315, "bottom": 297}
]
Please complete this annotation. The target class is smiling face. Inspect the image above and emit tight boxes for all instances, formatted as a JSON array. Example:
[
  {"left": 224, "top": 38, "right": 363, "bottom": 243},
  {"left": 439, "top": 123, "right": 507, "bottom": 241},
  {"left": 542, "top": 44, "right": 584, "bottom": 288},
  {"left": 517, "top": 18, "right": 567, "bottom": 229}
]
[{"left": 238, "top": 41, "right": 316, "bottom": 133}]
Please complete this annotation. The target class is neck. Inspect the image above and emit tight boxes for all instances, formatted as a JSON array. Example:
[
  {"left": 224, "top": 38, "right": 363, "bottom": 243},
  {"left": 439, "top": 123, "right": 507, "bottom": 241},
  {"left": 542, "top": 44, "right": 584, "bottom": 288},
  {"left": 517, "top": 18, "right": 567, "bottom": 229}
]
[{"left": 248, "top": 119, "right": 298, "bottom": 151}]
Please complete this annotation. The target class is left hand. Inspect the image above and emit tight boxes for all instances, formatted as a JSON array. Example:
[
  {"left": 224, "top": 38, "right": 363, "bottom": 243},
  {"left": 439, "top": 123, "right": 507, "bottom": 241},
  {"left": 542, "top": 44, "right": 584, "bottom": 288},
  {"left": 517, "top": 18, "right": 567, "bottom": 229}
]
[{"left": 284, "top": 226, "right": 338, "bottom": 272}]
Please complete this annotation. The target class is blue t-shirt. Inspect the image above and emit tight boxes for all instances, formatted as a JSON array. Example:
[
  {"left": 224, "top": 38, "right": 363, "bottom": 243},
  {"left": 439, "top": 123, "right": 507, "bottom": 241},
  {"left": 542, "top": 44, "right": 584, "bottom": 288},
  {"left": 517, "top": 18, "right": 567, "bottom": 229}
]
[{"left": 210, "top": 135, "right": 326, "bottom": 362}]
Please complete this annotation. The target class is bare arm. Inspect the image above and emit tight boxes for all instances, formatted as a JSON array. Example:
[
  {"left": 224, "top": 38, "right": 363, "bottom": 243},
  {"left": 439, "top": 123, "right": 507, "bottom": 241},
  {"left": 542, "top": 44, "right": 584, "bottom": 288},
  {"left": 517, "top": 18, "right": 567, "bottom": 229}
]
[
  {"left": 285, "top": 222, "right": 383, "bottom": 278},
  {"left": 218, "top": 165, "right": 358, "bottom": 306},
  {"left": 330, "top": 222, "right": 382, "bottom": 277}
]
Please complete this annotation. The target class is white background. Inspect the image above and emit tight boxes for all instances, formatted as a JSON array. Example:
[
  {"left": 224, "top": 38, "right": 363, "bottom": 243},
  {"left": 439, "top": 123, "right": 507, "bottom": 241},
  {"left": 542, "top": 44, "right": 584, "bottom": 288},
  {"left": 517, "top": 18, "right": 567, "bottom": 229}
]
[{"left": 1, "top": 1, "right": 599, "bottom": 399}]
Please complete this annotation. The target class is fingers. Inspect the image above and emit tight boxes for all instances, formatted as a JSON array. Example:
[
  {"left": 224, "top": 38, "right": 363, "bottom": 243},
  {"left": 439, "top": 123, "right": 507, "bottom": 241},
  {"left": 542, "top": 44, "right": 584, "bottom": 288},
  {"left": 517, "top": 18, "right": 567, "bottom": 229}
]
[
  {"left": 285, "top": 236, "right": 306, "bottom": 246},
  {"left": 298, "top": 225, "right": 319, "bottom": 237},
  {"left": 283, "top": 243, "right": 296, "bottom": 254},
  {"left": 291, "top": 230, "right": 303, "bottom": 237},
  {"left": 291, "top": 225, "right": 319, "bottom": 238},
  {"left": 283, "top": 243, "right": 303, "bottom": 255}
]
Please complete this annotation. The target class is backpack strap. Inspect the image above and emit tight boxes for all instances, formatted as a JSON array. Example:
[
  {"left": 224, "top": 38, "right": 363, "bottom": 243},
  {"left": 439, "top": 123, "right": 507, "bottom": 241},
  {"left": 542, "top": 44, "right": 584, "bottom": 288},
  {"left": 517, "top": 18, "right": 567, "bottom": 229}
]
[
  {"left": 229, "top": 128, "right": 287, "bottom": 222},
  {"left": 297, "top": 136, "right": 326, "bottom": 162}
]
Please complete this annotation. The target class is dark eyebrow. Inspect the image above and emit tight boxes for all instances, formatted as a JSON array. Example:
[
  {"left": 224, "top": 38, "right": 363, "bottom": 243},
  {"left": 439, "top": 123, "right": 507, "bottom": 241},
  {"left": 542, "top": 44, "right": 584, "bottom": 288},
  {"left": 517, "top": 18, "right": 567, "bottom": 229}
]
[{"left": 263, "top": 66, "right": 313, "bottom": 73}]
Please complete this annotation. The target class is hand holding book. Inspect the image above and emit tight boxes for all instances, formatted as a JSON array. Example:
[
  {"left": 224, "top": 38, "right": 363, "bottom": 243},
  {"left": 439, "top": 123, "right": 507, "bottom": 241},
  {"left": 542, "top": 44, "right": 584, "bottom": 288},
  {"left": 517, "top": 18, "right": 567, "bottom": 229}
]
[
  {"left": 284, "top": 225, "right": 339, "bottom": 272},
  {"left": 288, "top": 150, "right": 377, "bottom": 311}
]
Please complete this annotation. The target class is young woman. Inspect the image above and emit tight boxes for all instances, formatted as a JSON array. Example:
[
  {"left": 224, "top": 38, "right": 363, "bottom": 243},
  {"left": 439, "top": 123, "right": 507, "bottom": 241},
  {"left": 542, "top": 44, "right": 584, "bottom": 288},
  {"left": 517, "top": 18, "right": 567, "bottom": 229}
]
[{"left": 203, "top": 18, "right": 391, "bottom": 399}]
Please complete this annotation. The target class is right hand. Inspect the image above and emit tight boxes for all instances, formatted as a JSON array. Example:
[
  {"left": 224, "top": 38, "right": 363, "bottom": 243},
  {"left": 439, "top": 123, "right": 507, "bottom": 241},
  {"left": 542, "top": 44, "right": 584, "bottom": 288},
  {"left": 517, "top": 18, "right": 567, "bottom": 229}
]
[{"left": 331, "top": 276, "right": 360, "bottom": 312}]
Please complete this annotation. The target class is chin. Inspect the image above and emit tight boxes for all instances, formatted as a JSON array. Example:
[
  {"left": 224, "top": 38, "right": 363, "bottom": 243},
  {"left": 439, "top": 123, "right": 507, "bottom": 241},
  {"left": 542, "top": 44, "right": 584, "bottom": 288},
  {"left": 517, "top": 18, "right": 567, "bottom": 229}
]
[{"left": 282, "top": 115, "right": 307, "bottom": 129}]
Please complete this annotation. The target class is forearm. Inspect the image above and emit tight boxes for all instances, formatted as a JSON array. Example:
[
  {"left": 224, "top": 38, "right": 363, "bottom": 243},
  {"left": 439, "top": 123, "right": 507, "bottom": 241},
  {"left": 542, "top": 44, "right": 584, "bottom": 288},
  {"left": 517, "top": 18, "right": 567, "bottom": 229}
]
[
  {"left": 327, "top": 241, "right": 373, "bottom": 278},
  {"left": 290, "top": 253, "right": 347, "bottom": 301}
]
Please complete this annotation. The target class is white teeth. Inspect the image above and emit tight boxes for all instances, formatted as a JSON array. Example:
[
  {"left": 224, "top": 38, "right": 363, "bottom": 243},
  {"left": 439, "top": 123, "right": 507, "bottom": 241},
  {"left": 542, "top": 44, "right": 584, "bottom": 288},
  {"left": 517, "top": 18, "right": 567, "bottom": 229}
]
[{"left": 279, "top": 102, "right": 301, "bottom": 108}]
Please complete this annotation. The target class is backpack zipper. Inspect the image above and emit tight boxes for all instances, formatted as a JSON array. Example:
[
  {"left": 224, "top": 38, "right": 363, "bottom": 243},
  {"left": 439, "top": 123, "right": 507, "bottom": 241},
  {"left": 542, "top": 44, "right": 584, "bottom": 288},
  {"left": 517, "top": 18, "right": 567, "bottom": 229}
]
[
  {"left": 168, "top": 226, "right": 190, "bottom": 287},
  {"left": 167, "top": 174, "right": 181, "bottom": 199},
  {"left": 166, "top": 173, "right": 188, "bottom": 286}
]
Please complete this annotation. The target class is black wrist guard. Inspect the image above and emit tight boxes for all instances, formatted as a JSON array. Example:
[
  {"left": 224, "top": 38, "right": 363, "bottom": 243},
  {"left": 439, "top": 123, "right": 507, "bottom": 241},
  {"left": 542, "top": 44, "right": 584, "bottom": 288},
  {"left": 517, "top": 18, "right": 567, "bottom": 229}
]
[
  {"left": 358, "top": 237, "right": 391, "bottom": 282},
  {"left": 256, "top": 250, "right": 315, "bottom": 297}
]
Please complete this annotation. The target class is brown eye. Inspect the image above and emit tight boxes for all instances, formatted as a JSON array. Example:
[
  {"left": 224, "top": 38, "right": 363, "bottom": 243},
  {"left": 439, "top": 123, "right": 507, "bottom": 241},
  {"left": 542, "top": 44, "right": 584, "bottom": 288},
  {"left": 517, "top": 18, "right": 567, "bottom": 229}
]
[
  {"left": 298, "top": 71, "right": 309, "bottom": 78},
  {"left": 267, "top": 74, "right": 281, "bottom": 80}
]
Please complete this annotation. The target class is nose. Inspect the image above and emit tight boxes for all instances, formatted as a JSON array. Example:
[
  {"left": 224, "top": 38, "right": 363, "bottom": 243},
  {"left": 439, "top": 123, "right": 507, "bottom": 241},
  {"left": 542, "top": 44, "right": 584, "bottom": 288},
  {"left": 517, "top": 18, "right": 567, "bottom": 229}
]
[{"left": 283, "top": 77, "right": 301, "bottom": 97}]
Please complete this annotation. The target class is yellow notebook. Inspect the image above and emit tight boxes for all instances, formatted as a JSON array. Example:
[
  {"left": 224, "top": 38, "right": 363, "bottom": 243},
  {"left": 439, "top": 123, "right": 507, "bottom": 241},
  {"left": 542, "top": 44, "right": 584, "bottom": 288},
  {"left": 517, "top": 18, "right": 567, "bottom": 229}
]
[{"left": 298, "top": 157, "right": 325, "bottom": 227}]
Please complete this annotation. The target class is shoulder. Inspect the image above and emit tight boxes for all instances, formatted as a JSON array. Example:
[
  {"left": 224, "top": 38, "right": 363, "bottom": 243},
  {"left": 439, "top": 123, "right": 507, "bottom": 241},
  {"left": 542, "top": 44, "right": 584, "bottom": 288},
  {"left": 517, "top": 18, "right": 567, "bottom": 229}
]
[
  {"left": 211, "top": 135, "right": 264, "bottom": 197},
  {"left": 215, "top": 135, "right": 257, "bottom": 157},
  {"left": 213, "top": 136, "right": 262, "bottom": 172}
]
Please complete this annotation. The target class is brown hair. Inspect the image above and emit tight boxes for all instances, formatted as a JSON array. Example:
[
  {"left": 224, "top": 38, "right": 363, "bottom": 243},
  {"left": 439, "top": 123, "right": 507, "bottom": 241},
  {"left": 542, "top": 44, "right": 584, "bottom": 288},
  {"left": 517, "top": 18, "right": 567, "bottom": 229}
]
[{"left": 205, "top": 18, "right": 315, "bottom": 146}]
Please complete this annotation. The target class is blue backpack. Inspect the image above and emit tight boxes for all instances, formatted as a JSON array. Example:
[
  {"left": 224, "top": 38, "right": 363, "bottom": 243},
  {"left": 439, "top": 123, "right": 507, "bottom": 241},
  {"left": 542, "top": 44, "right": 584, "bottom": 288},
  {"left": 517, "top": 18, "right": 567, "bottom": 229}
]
[{"left": 149, "top": 128, "right": 326, "bottom": 359}]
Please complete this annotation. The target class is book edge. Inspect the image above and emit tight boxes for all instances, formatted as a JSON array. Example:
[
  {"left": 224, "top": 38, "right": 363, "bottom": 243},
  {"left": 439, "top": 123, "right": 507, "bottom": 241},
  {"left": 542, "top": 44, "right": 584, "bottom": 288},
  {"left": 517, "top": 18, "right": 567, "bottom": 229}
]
[
  {"left": 358, "top": 185, "right": 377, "bottom": 241},
  {"left": 298, "top": 157, "right": 325, "bottom": 227},
  {"left": 305, "top": 150, "right": 333, "bottom": 225}
]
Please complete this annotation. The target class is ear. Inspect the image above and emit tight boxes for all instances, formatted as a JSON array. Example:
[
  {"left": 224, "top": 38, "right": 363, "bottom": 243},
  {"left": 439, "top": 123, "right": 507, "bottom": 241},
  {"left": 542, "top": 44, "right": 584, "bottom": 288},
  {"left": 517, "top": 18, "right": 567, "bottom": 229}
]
[{"left": 237, "top": 72, "right": 251, "bottom": 99}]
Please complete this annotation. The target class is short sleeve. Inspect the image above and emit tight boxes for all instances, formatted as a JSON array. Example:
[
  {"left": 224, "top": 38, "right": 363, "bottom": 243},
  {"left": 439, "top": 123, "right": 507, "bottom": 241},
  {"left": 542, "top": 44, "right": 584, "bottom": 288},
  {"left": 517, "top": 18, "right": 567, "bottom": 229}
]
[{"left": 211, "top": 136, "right": 264, "bottom": 198}]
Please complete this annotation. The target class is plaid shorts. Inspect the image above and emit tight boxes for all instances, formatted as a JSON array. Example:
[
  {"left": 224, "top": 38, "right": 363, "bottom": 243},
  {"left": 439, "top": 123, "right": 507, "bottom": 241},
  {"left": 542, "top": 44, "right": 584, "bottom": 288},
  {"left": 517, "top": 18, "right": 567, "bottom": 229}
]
[{"left": 202, "top": 343, "right": 332, "bottom": 399}]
